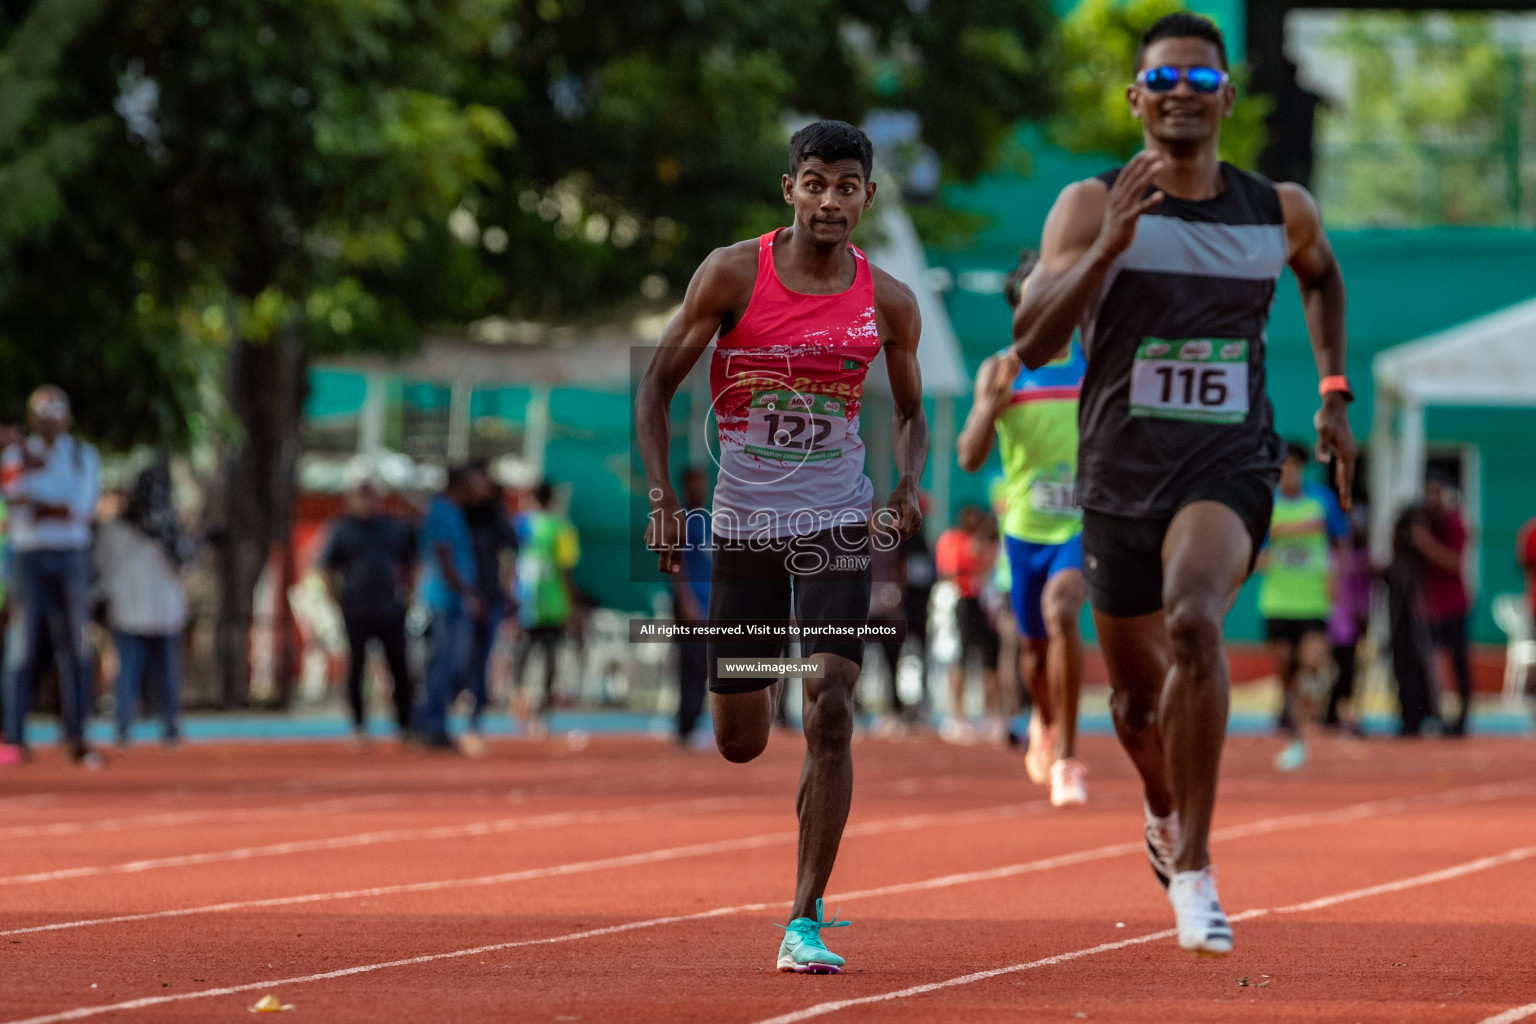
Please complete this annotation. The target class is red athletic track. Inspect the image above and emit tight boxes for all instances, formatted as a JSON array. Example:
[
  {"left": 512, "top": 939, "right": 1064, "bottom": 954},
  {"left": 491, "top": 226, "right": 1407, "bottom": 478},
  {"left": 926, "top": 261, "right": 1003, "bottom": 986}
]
[{"left": 2, "top": 731, "right": 1535, "bottom": 1024}]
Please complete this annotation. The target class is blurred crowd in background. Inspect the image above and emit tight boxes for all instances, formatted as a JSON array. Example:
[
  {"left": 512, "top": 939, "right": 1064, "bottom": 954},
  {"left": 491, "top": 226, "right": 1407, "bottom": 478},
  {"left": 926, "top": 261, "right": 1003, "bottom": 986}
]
[{"left": 4, "top": 379, "right": 1536, "bottom": 768}]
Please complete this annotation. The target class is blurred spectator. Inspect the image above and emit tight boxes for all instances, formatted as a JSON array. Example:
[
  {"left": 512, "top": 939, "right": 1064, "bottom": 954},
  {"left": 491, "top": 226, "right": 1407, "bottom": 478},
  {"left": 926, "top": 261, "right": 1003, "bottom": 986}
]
[
  {"left": 415, "top": 464, "right": 490, "bottom": 750},
  {"left": 867, "top": 520, "right": 909, "bottom": 732},
  {"left": 1518, "top": 515, "right": 1536, "bottom": 621},
  {"left": 0, "top": 419, "right": 20, "bottom": 674},
  {"left": 319, "top": 479, "right": 418, "bottom": 745},
  {"left": 935, "top": 505, "right": 1001, "bottom": 744},
  {"left": 1387, "top": 505, "right": 1438, "bottom": 736},
  {"left": 1257, "top": 443, "right": 1349, "bottom": 771},
  {"left": 672, "top": 468, "right": 710, "bottom": 746},
  {"left": 95, "top": 457, "right": 194, "bottom": 749},
  {"left": 901, "top": 498, "right": 936, "bottom": 708},
  {"left": 511, "top": 480, "right": 580, "bottom": 736},
  {"left": 1324, "top": 508, "right": 1372, "bottom": 734},
  {"left": 1, "top": 387, "right": 101, "bottom": 766},
  {"left": 1413, "top": 476, "right": 1472, "bottom": 736},
  {"left": 458, "top": 470, "right": 518, "bottom": 753}
]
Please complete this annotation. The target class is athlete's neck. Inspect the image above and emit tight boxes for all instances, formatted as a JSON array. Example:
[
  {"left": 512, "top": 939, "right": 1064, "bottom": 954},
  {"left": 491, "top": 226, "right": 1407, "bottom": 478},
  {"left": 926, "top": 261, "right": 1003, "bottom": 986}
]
[
  {"left": 774, "top": 224, "right": 856, "bottom": 294},
  {"left": 1141, "top": 141, "right": 1224, "bottom": 202}
]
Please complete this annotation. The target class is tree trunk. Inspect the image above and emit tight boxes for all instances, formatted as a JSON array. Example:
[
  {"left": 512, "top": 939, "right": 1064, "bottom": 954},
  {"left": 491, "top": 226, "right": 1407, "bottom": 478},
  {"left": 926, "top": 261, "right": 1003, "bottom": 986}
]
[{"left": 210, "top": 323, "right": 306, "bottom": 709}]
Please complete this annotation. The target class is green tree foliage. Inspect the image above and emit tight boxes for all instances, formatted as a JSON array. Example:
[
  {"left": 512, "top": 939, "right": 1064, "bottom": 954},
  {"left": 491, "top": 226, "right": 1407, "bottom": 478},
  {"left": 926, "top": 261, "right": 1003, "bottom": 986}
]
[
  {"left": 1046, "top": 0, "right": 1267, "bottom": 168},
  {"left": 395, "top": 0, "right": 1059, "bottom": 321},
  {"left": 1313, "top": 12, "right": 1529, "bottom": 226}
]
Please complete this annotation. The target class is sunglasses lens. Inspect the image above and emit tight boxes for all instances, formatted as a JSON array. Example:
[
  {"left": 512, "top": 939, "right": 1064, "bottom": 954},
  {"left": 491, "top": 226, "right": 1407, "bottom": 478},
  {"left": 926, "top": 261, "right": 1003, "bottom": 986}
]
[
  {"left": 1145, "top": 66, "right": 1180, "bottom": 91},
  {"left": 1187, "top": 67, "right": 1223, "bottom": 92}
]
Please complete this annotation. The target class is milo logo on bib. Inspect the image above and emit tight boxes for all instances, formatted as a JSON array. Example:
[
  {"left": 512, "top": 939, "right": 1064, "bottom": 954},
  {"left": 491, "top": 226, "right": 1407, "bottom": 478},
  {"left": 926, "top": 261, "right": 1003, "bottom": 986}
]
[{"left": 1128, "top": 337, "right": 1250, "bottom": 425}]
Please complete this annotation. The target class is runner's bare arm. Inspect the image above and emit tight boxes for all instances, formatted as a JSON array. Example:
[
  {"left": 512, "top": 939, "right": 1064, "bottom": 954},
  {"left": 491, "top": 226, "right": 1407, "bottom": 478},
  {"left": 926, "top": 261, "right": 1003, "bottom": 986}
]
[
  {"left": 1279, "top": 183, "right": 1358, "bottom": 511},
  {"left": 1011, "top": 151, "right": 1166, "bottom": 369},
  {"left": 957, "top": 353, "right": 1018, "bottom": 473},
  {"left": 635, "top": 242, "right": 756, "bottom": 572},
  {"left": 877, "top": 269, "right": 927, "bottom": 541}
]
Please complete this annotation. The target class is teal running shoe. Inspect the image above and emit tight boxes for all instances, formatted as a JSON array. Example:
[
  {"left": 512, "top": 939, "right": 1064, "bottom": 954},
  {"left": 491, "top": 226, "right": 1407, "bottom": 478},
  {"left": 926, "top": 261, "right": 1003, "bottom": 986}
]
[{"left": 775, "top": 899, "right": 850, "bottom": 974}]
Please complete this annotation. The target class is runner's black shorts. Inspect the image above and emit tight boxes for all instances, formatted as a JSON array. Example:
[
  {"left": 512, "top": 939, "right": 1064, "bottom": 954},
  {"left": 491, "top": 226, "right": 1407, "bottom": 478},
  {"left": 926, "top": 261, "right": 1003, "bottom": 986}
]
[
  {"left": 955, "top": 595, "right": 1000, "bottom": 667},
  {"left": 1264, "top": 617, "right": 1329, "bottom": 644},
  {"left": 706, "top": 523, "right": 872, "bottom": 695},
  {"left": 1081, "top": 472, "right": 1275, "bottom": 619}
]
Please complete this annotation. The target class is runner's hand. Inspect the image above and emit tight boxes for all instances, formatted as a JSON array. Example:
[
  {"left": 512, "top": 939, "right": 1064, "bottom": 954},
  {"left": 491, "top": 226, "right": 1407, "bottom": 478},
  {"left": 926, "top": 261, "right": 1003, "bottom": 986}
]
[
  {"left": 1314, "top": 395, "right": 1358, "bottom": 511},
  {"left": 986, "top": 351, "right": 1021, "bottom": 414},
  {"left": 646, "top": 490, "right": 686, "bottom": 574},
  {"left": 881, "top": 483, "right": 922, "bottom": 542},
  {"left": 1093, "top": 150, "right": 1165, "bottom": 259}
]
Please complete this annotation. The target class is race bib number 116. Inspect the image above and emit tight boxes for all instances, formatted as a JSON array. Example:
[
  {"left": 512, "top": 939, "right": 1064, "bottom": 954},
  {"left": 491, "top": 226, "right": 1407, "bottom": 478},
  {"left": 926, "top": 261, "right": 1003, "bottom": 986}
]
[{"left": 1128, "top": 338, "right": 1249, "bottom": 424}]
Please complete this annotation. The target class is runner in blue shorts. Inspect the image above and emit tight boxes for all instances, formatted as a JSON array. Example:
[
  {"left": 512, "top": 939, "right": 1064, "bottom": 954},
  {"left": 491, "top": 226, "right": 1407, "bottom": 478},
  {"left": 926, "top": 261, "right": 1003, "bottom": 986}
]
[{"left": 959, "top": 251, "right": 1089, "bottom": 807}]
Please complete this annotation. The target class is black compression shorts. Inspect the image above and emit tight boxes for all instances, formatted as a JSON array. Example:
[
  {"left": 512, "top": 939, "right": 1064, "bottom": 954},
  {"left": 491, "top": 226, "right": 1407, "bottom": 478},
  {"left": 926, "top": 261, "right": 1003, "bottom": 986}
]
[
  {"left": 706, "top": 523, "right": 872, "bottom": 695},
  {"left": 1081, "top": 472, "right": 1274, "bottom": 619}
]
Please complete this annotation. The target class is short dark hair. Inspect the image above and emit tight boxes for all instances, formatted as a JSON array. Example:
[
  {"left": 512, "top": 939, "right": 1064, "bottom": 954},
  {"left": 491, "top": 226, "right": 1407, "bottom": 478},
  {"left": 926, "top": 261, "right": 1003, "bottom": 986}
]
[
  {"left": 1284, "top": 442, "right": 1310, "bottom": 465},
  {"left": 446, "top": 464, "right": 478, "bottom": 492},
  {"left": 533, "top": 480, "right": 555, "bottom": 507},
  {"left": 1135, "top": 13, "right": 1228, "bottom": 71},
  {"left": 1003, "top": 251, "right": 1040, "bottom": 310},
  {"left": 789, "top": 120, "right": 873, "bottom": 181}
]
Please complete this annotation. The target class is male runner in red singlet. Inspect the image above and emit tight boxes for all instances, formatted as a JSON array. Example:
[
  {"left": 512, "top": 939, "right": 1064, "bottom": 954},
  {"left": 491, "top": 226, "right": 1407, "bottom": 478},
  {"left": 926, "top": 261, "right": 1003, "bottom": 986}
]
[
  {"left": 1011, "top": 14, "right": 1356, "bottom": 955},
  {"left": 636, "top": 120, "right": 927, "bottom": 974}
]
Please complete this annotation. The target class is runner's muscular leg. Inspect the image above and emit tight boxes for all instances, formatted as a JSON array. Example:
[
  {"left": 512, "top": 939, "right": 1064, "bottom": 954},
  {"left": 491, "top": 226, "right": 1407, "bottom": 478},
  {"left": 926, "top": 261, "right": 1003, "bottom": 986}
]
[
  {"left": 791, "top": 652, "right": 857, "bottom": 921},
  {"left": 1042, "top": 569, "right": 1086, "bottom": 760},
  {"left": 1095, "top": 608, "right": 1174, "bottom": 818},
  {"left": 713, "top": 679, "right": 780, "bottom": 763},
  {"left": 1160, "top": 501, "right": 1251, "bottom": 873}
]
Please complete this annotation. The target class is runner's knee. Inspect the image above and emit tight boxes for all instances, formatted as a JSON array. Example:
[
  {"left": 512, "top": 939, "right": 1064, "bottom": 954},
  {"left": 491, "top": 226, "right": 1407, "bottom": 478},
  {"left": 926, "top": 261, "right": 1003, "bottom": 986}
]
[
  {"left": 803, "top": 679, "right": 855, "bottom": 753},
  {"left": 1110, "top": 685, "right": 1158, "bottom": 733},
  {"left": 1165, "top": 596, "right": 1224, "bottom": 670}
]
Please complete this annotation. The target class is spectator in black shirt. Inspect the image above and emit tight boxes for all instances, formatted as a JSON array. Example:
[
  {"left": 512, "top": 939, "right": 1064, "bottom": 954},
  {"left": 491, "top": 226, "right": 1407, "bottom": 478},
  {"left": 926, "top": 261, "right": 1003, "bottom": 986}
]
[
  {"left": 319, "top": 481, "right": 418, "bottom": 743},
  {"left": 457, "top": 476, "right": 517, "bottom": 753}
]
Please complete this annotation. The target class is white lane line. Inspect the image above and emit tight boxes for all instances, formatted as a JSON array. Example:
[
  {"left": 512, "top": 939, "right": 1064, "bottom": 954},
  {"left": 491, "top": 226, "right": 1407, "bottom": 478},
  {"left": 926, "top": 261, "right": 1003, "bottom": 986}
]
[
  {"left": 0, "top": 801, "right": 1053, "bottom": 937},
  {"left": 1478, "top": 1004, "right": 1536, "bottom": 1024},
  {"left": 0, "top": 796, "right": 408, "bottom": 840},
  {"left": 9, "top": 774, "right": 1529, "bottom": 939},
  {"left": 0, "top": 797, "right": 756, "bottom": 887},
  {"left": 11, "top": 838, "right": 1534, "bottom": 1024},
  {"left": 751, "top": 845, "right": 1536, "bottom": 1024}
]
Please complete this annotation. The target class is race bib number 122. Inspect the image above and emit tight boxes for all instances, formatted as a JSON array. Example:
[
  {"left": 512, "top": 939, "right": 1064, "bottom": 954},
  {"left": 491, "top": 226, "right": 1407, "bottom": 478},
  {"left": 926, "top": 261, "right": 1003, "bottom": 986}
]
[
  {"left": 1128, "top": 338, "right": 1249, "bottom": 424},
  {"left": 743, "top": 389, "right": 847, "bottom": 463}
]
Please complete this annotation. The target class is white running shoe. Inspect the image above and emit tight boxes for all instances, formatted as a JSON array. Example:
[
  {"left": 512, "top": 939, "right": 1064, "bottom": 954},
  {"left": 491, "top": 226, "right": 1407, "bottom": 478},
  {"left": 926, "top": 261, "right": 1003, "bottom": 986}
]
[
  {"left": 1167, "top": 867, "right": 1234, "bottom": 956},
  {"left": 1049, "top": 757, "right": 1088, "bottom": 806},
  {"left": 1050, "top": 758, "right": 1087, "bottom": 804},
  {"left": 1144, "top": 803, "right": 1181, "bottom": 891}
]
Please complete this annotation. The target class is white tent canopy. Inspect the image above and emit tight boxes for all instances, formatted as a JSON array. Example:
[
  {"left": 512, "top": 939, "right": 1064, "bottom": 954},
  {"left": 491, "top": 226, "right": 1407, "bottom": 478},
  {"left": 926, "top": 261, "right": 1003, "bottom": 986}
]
[{"left": 1370, "top": 294, "right": 1536, "bottom": 559}]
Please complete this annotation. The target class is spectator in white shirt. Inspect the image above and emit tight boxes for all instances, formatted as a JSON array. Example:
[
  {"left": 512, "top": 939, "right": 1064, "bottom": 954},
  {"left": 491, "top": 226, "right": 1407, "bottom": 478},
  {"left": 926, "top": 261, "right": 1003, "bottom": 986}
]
[
  {"left": 0, "top": 387, "right": 101, "bottom": 766},
  {"left": 95, "top": 457, "right": 193, "bottom": 749}
]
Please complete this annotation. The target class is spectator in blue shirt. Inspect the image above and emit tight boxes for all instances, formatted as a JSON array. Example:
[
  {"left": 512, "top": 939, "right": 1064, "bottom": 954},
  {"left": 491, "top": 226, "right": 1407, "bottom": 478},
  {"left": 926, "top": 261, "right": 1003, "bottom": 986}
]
[
  {"left": 415, "top": 464, "right": 490, "bottom": 750},
  {"left": 1, "top": 388, "right": 101, "bottom": 767}
]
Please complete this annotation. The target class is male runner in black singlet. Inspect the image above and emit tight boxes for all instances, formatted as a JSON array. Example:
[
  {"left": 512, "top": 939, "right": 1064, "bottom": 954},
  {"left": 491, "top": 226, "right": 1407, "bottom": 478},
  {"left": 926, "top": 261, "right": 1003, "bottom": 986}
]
[{"left": 1010, "top": 13, "right": 1356, "bottom": 955}]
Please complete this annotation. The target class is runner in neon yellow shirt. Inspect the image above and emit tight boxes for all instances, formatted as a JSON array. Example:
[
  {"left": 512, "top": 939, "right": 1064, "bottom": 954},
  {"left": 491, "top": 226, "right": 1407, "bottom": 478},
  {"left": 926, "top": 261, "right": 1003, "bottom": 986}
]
[
  {"left": 1257, "top": 443, "right": 1349, "bottom": 771},
  {"left": 958, "top": 252, "right": 1089, "bottom": 807}
]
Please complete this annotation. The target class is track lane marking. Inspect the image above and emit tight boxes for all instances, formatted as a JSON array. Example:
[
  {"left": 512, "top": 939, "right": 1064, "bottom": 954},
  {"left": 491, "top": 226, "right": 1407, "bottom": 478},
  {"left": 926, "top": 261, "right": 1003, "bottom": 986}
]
[
  {"left": 752, "top": 845, "right": 1536, "bottom": 1024},
  {"left": 1479, "top": 1004, "right": 1536, "bottom": 1024},
  {"left": 0, "top": 796, "right": 408, "bottom": 840},
  {"left": 6, "top": 781, "right": 1534, "bottom": 1020},
  {"left": 0, "top": 797, "right": 761, "bottom": 886},
  {"left": 0, "top": 800, "right": 1055, "bottom": 937},
  {"left": 7, "top": 776, "right": 1531, "bottom": 938}
]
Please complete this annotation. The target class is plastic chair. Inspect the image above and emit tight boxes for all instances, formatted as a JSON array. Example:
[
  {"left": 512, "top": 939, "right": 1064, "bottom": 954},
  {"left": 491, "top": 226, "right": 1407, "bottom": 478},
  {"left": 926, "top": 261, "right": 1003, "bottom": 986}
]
[{"left": 1491, "top": 593, "right": 1536, "bottom": 706}]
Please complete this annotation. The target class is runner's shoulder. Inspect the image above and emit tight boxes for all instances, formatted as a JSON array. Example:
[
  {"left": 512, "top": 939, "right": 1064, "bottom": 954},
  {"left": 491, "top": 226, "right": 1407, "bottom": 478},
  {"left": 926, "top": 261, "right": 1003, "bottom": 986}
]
[
  {"left": 870, "top": 263, "right": 919, "bottom": 331},
  {"left": 691, "top": 239, "right": 760, "bottom": 303}
]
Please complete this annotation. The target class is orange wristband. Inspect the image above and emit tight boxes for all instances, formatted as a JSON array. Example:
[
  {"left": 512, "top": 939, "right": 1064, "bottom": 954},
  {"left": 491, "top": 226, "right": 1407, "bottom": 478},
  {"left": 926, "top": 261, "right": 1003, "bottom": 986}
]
[{"left": 1319, "top": 375, "right": 1353, "bottom": 402}]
